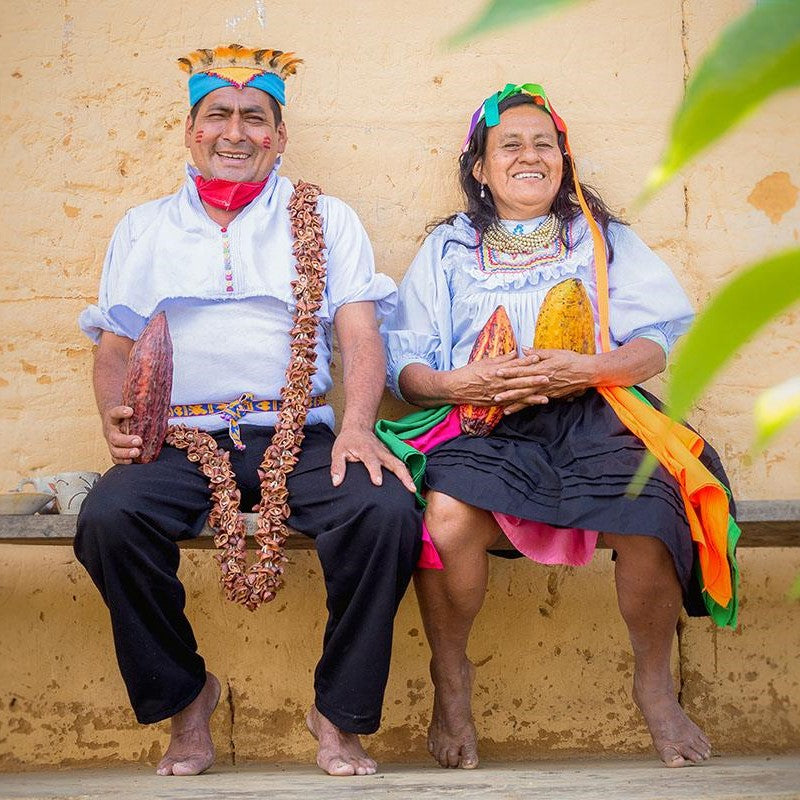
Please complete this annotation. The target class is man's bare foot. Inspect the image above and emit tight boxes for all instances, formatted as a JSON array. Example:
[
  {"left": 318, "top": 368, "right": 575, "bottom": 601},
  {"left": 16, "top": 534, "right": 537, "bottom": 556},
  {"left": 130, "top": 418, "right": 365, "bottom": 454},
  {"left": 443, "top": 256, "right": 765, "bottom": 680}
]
[
  {"left": 305, "top": 705, "right": 377, "bottom": 776},
  {"left": 156, "top": 673, "right": 221, "bottom": 776},
  {"left": 428, "top": 657, "right": 479, "bottom": 769},
  {"left": 633, "top": 674, "right": 711, "bottom": 767}
]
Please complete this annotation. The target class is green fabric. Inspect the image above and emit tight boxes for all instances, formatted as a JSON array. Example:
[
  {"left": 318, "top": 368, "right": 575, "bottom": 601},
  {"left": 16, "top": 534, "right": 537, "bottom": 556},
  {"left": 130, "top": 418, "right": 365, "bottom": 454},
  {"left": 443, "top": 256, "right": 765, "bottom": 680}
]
[
  {"left": 627, "top": 386, "right": 740, "bottom": 627},
  {"left": 702, "top": 515, "right": 741, "bottom": 628},
  {"left": 374, "top": 406, "right": 453, "bottom": 507},
  {"left": 376, "top": 391, "right": 740, "bottom": 627}
]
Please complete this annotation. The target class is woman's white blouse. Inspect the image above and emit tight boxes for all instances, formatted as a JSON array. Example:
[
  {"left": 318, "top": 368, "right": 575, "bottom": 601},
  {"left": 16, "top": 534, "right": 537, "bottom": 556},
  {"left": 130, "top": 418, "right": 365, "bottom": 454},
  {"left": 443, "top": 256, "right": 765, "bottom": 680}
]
[{"left": 382, "top": 212, "right": 694, "bottom": 399}]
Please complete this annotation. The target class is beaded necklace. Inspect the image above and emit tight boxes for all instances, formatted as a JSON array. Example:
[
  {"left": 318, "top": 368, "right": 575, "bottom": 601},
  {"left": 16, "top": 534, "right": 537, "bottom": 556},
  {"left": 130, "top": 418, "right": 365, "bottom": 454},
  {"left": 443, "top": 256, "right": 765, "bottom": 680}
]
[
  {"left": 166, "top": 181, "right": 326, "bottom": 611},
  {"left": 482, "top": 213, "right": 559, "bottom": 254}
]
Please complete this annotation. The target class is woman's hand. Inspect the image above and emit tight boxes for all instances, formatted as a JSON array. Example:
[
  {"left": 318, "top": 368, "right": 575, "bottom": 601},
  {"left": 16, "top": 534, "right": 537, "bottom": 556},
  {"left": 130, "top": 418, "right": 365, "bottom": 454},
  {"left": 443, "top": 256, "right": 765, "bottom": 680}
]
[
  {"left": 495, "top": 347, "right": 595, "bottom": 413},
  {"left": 446, "top": 352, "right": 550, "bottom": 406}
]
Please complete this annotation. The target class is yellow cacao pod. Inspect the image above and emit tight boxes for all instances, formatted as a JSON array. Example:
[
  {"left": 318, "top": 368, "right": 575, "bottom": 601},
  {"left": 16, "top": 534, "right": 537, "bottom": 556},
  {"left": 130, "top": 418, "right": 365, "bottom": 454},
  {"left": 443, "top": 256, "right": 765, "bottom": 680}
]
[
  {"left": 533, "top": 278, "right": 596, "bottom": 354},
  {"left": 459, "top": 305, "right": 518, "bottom": 437}
]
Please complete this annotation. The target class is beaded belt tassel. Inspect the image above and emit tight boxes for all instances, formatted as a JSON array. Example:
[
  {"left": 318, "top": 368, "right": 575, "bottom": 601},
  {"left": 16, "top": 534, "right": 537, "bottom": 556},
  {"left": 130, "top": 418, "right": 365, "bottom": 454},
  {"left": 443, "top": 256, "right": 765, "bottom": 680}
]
[
  {"left": 169, "top": 392, "right": 328, "bottom": 450},
  {"left": 166, "top": 181, "right": 327, "bottom": 610}
]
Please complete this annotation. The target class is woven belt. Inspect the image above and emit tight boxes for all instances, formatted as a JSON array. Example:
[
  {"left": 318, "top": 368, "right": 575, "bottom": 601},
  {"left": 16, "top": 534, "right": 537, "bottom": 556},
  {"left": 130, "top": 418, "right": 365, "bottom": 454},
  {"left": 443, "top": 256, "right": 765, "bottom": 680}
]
[{"left": 170, "top": 392, "right": 328, "bottom": 450}]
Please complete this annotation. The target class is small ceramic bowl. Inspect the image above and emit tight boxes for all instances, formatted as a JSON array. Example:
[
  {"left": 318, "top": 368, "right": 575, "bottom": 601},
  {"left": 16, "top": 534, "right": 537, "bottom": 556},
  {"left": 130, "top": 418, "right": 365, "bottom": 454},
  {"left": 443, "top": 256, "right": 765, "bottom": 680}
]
[{"left": 0, "top": 492, "right": 55, "bottom": 515}]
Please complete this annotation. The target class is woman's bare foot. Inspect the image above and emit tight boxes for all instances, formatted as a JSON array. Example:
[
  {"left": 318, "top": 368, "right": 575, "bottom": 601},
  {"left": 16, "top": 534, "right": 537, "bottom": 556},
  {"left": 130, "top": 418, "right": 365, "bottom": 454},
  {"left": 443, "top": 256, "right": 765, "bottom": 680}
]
[
  {"left": 633, "top": 674, "right": 711, "bottom": 767},
  {"left": 305, "top": 705, "right": 377, "bottom": 776},
  {"left": 428, "top": 657, "right": 479, "bottom": 769},
  {"left": 156, "top": 673, "right": 221, "bottom": 776}
]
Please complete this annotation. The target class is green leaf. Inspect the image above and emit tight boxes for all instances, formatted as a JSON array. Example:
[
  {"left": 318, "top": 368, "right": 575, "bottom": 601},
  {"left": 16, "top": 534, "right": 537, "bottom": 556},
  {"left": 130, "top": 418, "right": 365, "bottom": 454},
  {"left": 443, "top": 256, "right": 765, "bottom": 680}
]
[
  {"left": 791, "top": 573, "right": 800, "bottom": 601},
  {"left": 753, "top": 376, "right": 800, "bottom": 450},
  {"left": 630, "top": 248, "right": 800, "bottom": 492},
  {"left": 447, "top": 0, "right": 585, "bottom": 46},
  {"left": 643, "top": 1, "right": 800, "bottom": 199},
  {"left": 665, "top": 248, "right": 800, "bottom": 423}
]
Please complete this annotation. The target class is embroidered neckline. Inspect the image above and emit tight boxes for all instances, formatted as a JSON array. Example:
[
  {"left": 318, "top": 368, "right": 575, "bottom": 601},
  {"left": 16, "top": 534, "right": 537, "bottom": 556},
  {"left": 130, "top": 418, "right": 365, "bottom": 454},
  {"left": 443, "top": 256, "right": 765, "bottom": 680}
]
[{"left": 476, "top": 217, "right": 574, "bottom": 273}]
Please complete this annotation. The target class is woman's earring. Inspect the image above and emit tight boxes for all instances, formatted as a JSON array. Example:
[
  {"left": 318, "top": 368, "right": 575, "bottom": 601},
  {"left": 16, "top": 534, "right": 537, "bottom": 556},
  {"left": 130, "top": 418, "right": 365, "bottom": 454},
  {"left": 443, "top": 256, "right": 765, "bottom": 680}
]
[{"left": 480, "top": 183, "right": 486, "bottom": 199}]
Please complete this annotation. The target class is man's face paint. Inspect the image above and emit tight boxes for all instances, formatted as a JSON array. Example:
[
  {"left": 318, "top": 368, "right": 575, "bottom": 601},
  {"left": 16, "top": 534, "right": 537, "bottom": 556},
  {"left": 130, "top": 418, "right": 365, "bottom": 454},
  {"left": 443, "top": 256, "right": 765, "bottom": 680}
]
[{"left": 184, "top": 86, "right": 287, "bottom": 182}]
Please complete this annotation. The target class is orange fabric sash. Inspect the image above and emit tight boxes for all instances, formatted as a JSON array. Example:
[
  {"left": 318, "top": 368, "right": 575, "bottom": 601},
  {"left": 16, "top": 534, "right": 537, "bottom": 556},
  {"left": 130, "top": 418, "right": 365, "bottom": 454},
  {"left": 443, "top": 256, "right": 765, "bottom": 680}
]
[{"left": 572, "top": 174, "right": 733, "bottom": 608}]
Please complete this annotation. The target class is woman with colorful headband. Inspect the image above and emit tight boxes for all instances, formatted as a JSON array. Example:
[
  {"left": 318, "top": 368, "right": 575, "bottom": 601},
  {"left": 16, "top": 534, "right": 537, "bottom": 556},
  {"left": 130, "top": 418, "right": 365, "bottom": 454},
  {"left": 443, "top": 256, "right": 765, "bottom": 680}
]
[{"left": 381, "top": 84, "right": 739, "bottom": 769}]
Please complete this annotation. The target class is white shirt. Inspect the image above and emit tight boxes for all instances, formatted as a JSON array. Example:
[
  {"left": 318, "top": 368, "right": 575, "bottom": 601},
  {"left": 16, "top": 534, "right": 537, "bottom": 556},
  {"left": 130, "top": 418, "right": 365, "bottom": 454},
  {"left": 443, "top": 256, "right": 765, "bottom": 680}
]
[
  {"left": 382, "top": 213, "right": 694, "bottom": 399},
  {"left": 80, "top": 164, "right": 397, "bottom": 430}
]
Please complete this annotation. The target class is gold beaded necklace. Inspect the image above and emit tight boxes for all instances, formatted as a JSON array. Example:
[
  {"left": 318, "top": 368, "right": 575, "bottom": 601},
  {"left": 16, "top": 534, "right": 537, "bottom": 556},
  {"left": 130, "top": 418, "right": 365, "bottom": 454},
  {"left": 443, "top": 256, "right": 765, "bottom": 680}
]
[{"left": 483, "top": 213, "right": 559, "bottom": 255}]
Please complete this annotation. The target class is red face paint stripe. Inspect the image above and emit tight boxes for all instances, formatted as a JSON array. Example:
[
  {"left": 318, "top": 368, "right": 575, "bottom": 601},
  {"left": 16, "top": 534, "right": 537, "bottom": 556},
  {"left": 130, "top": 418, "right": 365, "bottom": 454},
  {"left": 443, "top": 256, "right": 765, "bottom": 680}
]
[{"left": 261, "top": 135, "right": 272, "bottom": 149}]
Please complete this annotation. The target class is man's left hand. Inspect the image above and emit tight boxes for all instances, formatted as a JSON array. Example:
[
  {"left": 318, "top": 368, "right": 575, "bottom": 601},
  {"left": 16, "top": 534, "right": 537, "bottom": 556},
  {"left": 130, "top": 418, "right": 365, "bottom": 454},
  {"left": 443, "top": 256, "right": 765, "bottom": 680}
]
[{"left": 330, "top": 425, "right": 416, "bottom": 492}]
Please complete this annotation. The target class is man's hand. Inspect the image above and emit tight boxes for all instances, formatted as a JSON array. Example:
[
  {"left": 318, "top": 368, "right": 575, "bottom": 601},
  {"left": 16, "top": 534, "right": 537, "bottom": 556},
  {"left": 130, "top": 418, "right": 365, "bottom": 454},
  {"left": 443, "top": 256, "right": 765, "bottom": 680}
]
[
  {"left": 330, "top": 425, "right": 416, "bottom": 492},
  {"left": 102, "top": 404, "right": 142, "bottom": 464}
]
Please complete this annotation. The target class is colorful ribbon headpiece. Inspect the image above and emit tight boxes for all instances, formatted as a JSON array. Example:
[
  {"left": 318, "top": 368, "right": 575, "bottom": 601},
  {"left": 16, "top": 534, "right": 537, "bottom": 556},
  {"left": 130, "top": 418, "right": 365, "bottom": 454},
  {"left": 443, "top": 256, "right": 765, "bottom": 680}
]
[
  {"left": 462, "top": 82, "right": 601, "bottom": 338},
  {"left": 461, "top": 83, "right": 569, "bottom": 153},
  {"left": 178, "top": 44, "right": 302, "bottom": 108}
]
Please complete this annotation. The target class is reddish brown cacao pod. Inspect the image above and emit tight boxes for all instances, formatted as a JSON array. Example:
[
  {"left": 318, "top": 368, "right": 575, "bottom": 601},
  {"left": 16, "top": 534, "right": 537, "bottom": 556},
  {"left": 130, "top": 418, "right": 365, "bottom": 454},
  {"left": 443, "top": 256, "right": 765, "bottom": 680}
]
[
  {"left": 122, "top": 311, "right": 174, "bottom": 463},
  {"left": 458, "top": 304, "right": 518, "bottom": 437}
]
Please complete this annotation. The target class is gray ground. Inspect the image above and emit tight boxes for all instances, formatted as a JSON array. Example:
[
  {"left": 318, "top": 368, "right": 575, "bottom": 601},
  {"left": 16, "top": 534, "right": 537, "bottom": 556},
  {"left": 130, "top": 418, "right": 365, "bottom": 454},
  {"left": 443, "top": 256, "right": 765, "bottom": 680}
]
[{"left": 0, "top": 756, "right": 798, "bottom": 800}]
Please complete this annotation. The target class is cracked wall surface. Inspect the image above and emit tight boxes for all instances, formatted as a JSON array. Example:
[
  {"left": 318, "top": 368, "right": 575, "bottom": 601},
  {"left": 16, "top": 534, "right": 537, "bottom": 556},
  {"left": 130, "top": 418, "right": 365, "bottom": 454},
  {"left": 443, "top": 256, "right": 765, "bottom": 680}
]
[{"left": 1, "top": 0, "right": 799, "bottom": 768}]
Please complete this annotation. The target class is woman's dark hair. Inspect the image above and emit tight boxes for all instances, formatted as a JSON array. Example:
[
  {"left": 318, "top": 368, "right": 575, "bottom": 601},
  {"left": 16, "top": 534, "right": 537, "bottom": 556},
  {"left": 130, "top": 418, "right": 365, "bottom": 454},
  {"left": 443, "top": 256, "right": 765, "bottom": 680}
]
[{"left": 432, "top": 93, "right": 624, "bottom": 258}]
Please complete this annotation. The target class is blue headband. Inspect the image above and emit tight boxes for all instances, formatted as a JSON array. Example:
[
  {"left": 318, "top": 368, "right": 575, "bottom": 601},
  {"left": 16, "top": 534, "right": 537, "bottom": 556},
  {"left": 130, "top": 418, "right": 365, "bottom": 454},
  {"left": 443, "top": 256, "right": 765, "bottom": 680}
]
[{"left": 188, "top": 71, "right": 286, "bottom": 108}]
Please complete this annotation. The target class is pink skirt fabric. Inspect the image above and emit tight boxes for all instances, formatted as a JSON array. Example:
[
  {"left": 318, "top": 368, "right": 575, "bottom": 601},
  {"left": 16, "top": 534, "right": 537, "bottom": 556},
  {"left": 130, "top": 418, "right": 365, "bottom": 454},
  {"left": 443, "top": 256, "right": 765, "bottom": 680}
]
[{"left": 408, "top": 408, "right": 599, "bottom": 570}]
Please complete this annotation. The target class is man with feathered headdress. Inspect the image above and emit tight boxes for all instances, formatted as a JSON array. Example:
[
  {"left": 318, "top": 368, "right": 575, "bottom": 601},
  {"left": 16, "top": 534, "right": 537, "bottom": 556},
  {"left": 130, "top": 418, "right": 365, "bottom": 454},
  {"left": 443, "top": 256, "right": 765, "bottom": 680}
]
[{"left": 74, "top": 44, "right": 420, "bottom": 777}]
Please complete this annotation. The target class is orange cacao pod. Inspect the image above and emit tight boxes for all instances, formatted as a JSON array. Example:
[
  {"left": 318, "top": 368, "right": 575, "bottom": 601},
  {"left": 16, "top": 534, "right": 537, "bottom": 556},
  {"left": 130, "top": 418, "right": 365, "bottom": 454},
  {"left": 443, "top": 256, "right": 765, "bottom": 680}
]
[
  {"left": 533, "top": 279, "right": 596, "bottom": 354},
  {"left": 458, "top": 305, "right": 518, "bottom": 437},
  {"left": 122, "top": 311, "right": 174, "bottom": 463}
]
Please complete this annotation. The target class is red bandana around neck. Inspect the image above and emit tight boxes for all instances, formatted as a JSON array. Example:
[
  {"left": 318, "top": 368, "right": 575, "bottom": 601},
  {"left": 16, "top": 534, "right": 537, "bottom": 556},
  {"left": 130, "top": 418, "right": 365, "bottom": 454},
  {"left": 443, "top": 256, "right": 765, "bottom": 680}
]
[{"left": 194, "top": 175, "right": 268, "bottom": 212}]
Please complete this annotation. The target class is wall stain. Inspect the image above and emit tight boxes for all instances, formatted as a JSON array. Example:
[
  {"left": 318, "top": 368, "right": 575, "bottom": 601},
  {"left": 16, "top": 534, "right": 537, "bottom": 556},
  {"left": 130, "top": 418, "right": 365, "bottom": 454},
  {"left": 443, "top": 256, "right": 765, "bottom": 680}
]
[{"left": 747, "top": 171, "right": 799, "bottom": 224}]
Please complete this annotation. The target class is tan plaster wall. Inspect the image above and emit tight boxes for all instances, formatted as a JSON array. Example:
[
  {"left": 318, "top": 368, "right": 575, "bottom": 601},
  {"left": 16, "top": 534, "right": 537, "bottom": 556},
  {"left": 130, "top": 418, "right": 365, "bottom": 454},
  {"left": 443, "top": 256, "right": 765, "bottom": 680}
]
[{"left": 1, "top": 0, "right": 798, "bottom": 768}]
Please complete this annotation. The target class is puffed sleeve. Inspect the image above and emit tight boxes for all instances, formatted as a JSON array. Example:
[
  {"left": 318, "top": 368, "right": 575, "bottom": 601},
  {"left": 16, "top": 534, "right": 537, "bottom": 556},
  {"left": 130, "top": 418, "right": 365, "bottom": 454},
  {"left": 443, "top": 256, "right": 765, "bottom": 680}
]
[
  {"left": 607, "top": 223, "right": 695, "bottom": 354},
  {"left": 381, "top": 227, "right": 454, "bottom": 399},
  {"left": 78, "top": 213, "right": 148, "bottom": 344},
  {"left": 320, "top": 195, "right": 397, "bottom": 319}
]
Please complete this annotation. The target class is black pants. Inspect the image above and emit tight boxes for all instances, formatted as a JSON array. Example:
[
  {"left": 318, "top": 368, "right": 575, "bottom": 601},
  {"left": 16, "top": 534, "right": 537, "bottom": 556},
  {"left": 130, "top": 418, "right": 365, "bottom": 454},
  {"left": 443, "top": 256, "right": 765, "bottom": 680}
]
[{"left": 74, "top": 424, "right": 421, "bottom": 733}]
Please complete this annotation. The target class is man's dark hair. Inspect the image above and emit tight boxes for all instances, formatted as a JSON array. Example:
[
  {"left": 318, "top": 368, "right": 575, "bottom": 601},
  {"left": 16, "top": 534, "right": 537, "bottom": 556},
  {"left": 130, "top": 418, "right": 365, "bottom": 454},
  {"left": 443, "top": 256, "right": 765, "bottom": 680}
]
[{"left": 189, "top": 92, "right": 283, "bottom": 127}]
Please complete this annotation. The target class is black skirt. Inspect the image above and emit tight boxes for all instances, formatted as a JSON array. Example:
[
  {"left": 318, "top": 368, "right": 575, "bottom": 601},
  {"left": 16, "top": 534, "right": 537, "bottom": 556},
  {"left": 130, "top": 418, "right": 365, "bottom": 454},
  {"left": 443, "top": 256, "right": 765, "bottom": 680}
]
[{"left": 423, "top": 388, "right": 734, "bottom": 616}]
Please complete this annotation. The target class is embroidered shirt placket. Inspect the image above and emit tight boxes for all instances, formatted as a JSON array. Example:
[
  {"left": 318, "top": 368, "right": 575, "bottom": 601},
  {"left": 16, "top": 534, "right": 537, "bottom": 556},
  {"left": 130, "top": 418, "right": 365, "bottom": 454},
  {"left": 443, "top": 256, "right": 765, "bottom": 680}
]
[{"left": 220, "top": 225, "right": 234, "bottom": 293}]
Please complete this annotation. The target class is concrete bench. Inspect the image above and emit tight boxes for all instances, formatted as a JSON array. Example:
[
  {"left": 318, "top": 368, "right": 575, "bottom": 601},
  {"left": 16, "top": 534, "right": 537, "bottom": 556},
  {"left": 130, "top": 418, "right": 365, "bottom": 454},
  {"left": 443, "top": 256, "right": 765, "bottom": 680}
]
[{"left": 1, "top": 499, "right": 798, "bottom": 548}]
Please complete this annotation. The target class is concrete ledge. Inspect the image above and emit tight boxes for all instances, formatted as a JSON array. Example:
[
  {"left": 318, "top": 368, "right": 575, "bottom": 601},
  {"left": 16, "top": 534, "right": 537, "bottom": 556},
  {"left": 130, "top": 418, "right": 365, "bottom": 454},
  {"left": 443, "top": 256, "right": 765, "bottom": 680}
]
[{"left": 0, "top": 499, "right": 798, "bottom": 547}]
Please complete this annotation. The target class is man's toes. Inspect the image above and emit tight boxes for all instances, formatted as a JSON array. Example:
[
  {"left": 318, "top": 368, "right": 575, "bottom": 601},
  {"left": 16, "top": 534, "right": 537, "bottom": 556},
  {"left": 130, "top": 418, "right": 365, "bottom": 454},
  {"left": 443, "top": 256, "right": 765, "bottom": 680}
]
[
  {"left": 155, "top": 762, "right": 175, "bottom": 776},
  {"left": 171, "top": 757, "right": 211, "bottom": 776},
  {"left": 356, "top": 757, "right": 377, "bottom": 775},
  {"left": 685, "top": 744, "right": 710, "bottom": 764},
  {"left": 322, "top": 757, "right": 357, "bottom": 777},
  {"left": 660, "top": 743, "right": 684, "bottom": 766}
]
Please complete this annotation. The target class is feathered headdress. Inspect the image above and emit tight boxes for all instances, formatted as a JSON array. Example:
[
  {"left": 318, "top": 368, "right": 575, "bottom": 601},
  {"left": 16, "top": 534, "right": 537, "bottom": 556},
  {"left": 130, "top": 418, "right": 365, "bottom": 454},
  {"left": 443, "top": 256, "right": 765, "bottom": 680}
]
[{"left": 178, "top": 43, "right": 302, "bottom": 107}]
